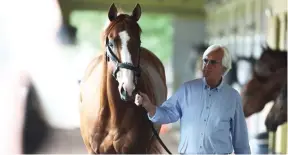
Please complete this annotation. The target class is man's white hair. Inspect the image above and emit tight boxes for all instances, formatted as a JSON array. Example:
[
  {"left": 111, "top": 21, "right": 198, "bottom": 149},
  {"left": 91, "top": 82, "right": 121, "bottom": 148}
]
[{"left": 202, "top": 44, "right": 232, "bottom": 76}]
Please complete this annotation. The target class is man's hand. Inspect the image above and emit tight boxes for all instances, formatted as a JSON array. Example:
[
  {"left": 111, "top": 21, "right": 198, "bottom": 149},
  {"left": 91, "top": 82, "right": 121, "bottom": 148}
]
[
  {"left": 134, "top": 92, "right": 156, "bottom": 117},
  {"left": 134, "top": 92, "right": 149, "bottom": 106}
]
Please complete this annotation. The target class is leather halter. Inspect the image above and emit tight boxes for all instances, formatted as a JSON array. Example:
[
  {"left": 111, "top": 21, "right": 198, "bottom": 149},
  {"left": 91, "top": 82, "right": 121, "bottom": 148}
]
[{"left": 105, "top": 37, "right": 141, "bottom": 80}]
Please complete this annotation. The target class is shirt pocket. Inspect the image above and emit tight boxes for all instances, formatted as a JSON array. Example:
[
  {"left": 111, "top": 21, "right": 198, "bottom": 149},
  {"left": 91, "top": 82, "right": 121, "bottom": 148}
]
[
  {"left": 215, "top": 117, "right": 230, "bottom": 132},
  {"left": 212, "top": 106, "right": 233, "bottom": 132}
]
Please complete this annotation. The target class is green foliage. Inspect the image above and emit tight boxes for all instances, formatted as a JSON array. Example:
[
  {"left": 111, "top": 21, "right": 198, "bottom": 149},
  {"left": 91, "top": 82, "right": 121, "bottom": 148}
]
[
  {"left": 71, "top": 11, "right": 107, "bottom": 51},
  {"left": 138, "top": 13, "right": 173, "bottom": 63},
  {"left": 71, "top": 11, "right": 173, "bottom": 63}
]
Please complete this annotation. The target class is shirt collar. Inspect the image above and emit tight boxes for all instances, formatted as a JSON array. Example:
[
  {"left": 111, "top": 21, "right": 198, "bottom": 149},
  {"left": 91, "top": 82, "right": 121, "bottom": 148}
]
[{"left": 202, "top": 77, "right": 224, "bottom": 91}]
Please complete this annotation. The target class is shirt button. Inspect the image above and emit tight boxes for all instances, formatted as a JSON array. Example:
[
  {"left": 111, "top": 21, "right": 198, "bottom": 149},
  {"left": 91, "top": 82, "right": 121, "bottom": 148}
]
[
  {"left": 209, "top": 94, "right": 211, "bottom": 96},
  {"left": 206, "top": 106, "right": 209, "bottom": 109},
  {"left": 204, "top": 119, "right": 206, "bottom": 122},
  {"left": 201, "top": 133, "right": 203, "bottom": 135},
  {"left": 200, "top": 146, "right": 202, "bottom": 148}
]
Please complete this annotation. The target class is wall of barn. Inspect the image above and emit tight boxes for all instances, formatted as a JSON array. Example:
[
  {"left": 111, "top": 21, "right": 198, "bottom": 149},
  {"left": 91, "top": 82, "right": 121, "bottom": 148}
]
[{"left": 171, "top": 17, "right": 206, "bottom": 92}]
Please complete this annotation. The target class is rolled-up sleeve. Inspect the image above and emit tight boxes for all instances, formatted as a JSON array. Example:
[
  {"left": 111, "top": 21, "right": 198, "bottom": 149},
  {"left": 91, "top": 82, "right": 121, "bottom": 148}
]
[
  {"left": 231, "top": 93, "right": 251, "bottom": 154},
  {"left": 148, "top": 84, "right": 185, "bottom": 124}
]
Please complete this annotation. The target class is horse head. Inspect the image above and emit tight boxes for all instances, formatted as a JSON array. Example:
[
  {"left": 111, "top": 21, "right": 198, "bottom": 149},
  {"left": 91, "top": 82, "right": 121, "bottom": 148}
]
[
  {"left": 254, "top": 46, "right": 287, "bottom": 76},
  {"left": 241, "top": 45, "right": 287, "bottom": 117},
  {"left": 103, "top": 3, "right": 142, "bottom": 101}
]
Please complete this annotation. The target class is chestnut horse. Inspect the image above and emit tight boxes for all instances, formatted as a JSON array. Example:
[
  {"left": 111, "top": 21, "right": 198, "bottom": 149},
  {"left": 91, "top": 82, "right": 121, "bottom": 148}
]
[
  {"left": 241, "top": 46, "right": 287, "bottom": 132},
  {"left": 79, "top": 4, "right": 167, "bottom": 154}
]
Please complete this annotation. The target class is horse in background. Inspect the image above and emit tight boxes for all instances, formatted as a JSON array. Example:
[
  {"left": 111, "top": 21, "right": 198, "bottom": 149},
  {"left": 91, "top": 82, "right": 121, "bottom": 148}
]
[
  {"left": 79, "top": 3, "right": 167, "bottom": 153},
  {"left": 241, "top": 46, "right": 287, "bottom": 132}
]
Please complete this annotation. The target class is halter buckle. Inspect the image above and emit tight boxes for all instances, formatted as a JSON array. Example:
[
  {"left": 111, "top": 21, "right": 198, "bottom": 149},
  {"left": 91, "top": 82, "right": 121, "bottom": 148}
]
[{"left": 112, "top": 64, "right": 120, "bottom": 78}]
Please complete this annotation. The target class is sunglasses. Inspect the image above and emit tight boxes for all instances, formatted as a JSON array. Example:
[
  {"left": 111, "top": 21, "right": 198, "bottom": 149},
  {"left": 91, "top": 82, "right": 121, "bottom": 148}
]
[{"left": 203, "top": 58, "right": 221, "bottom": 65}]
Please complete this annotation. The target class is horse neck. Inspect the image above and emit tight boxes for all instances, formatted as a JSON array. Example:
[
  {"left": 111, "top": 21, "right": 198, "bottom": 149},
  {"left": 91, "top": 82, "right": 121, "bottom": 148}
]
[{"left": 100, "top": 60, "right": 121, "bottom": 125}]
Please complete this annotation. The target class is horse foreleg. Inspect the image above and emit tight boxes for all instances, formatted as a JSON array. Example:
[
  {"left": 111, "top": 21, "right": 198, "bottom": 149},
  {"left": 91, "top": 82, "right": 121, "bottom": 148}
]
[
  {"left": 99, "top": 133, "right": 116, "bottom": 153},
  {"left": 86, "top": 147, "right": 96, "bottom": 154},
  {"left": 89, "top": 128, "right": 116, "bottom": 154},
  {"left": 80, "top": 131, "right": 95, "bottom": 154}
]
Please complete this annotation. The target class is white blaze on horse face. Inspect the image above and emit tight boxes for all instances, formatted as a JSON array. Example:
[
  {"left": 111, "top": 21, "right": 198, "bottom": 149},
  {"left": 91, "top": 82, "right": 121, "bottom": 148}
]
[{"left": 118, "top": 30, "right": 135, "bottom": 96}]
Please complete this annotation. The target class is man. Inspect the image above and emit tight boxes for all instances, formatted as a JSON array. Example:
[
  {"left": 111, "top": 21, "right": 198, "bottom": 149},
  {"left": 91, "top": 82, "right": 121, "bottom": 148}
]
[{"left": 134, "top": 44, "right": 251, "bottom": 154}]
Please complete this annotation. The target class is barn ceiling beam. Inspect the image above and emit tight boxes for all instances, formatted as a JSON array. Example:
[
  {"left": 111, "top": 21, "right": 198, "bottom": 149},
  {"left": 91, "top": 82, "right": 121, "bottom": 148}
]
[{"left": 59, "top": 0, "right": 206, "bottom": 20}]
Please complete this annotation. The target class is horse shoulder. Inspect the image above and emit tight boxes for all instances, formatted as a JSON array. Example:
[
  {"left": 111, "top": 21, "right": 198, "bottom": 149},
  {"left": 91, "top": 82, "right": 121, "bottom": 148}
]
[
  {"left": 79, "top": 53, "right": 105, "bottom": 150},
  {"left": 80, "top": 52, "right": 104, "bottom": 110},
  {"left": 80, "top": 54, "right": 103, "bottom": 96}
]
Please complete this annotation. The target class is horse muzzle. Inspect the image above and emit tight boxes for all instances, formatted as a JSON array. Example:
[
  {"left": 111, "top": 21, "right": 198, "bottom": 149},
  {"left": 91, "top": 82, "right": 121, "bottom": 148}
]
[{"left": 120, "top": 86, "right": 138, "bottom": 102}]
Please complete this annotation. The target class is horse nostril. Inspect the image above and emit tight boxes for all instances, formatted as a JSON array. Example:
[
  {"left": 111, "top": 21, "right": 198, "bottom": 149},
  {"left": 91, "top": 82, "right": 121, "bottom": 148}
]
[{"left": 121, "top": 86, "right": 127, "bottom": 96}]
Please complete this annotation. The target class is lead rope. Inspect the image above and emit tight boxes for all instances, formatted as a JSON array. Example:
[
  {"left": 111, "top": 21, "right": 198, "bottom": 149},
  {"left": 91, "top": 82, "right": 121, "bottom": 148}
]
[
  {"left": 137, "top": 47, "right": 171, "bottom": 154},
  {"left": 141, "top": 107, "right": 172, "bottom": 154},
  {"left": 149, "top": 120, "right": 172, "bottom": 154}
]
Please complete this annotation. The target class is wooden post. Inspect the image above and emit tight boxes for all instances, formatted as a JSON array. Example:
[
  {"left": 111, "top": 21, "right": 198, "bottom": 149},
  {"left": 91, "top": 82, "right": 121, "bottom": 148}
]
[
  {"left": 268, "top": 131, "right": 276, "bottom": 153},
  {"left": 275, "top": 123, "right": 287, "bottom": 154}
]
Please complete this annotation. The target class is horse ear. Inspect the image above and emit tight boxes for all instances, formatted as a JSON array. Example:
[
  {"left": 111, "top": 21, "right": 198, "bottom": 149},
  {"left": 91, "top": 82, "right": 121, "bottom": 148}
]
[
  {"left": 108, "top": 3, "right": 118, "bottom": 21},
  {"left": 132, "top": 3, "right": 141, "bottom": 21}
]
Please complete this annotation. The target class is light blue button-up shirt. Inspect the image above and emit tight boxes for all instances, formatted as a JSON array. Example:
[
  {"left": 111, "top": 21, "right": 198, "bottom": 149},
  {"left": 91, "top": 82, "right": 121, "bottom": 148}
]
[{"left": 149, "top": 78, "right": 251, "bottom": 154}]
